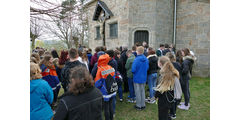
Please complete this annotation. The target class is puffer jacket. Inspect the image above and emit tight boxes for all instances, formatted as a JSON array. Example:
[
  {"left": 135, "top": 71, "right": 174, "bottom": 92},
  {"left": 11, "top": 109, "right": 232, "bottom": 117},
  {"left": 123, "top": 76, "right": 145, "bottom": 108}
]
[
  {"left": 132, "top": 54, "right": 149, "bottom": 83},
  {"left": 30, "top": 79, "right": 54, "bottom": 120},
  {"left": 147, "top": 54, "right": 158, "bottom": 75},
  {"left": 182, "top": 55, "right": 195, "bottom": 83},
  {"left": 95, "top": 54, "right": 116, "bottom": 101}
]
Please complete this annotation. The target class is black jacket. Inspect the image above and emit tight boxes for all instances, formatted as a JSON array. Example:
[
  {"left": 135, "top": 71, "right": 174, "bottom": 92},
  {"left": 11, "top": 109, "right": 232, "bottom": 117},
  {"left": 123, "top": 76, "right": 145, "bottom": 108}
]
[
  {"left": 172, "top": 62, "right": 182, "bottom": 81},
  {"left": 155, "top": 90, "right": 174, "bottom": 109},
  {"left": 53, "top": 87, "right": 103, "bottom": 120},
  {"left": 61, "top": 60, "right": 86, "bottom": 90},
  {"left": 162, "top": 49, "right": 171, "bottom": 56},
  {"left": 182, "top": 56, "right": 195, "bottom": 83},
  {"left": 147, "top": 55, "right": 158, "bottom": 75}
]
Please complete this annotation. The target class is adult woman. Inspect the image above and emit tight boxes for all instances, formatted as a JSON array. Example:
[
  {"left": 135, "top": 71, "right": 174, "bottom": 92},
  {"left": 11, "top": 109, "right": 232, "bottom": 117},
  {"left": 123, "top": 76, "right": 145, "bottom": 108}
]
[
  {"left": 53, "top": 66, "right": 103, "bottom": 120},
  {"left": 30, "top": 62, "right": 54, "bottom": 120},
  {"left": 146, "top": 47, "right": 158, "bottom": 104},
  {"left": 155, "top": 56, "right": 179, "bottom": 120},
  {"left": 39, "top": 55, "right": 61, "bottom": 103},
  {"left": 177, "top": 48, "right": 195, "bottom": 110}
]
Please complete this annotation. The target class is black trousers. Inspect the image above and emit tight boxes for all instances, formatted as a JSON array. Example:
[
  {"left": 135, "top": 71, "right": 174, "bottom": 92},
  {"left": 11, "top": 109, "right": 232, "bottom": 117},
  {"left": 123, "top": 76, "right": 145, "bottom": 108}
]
[
  {"left": 103, "top": 98, "right": 113, "bottom": 120},
  {"left": 158, "top": 107, "right": 171, "bottom": 120},
  {"left": 122, "top": 73, "right": 129, "bottom": 92},
  {"left": 181, "top": 80, "right": 190, "bottom": 106},
  {"left": 170, "top": 99, "right": 181, "bottom": 116}
]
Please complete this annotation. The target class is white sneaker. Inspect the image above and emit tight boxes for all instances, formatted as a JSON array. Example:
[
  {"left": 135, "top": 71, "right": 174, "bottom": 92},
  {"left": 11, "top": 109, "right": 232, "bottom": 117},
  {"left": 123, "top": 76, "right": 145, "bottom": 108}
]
[{"left": 177, "top": 104, "right": 190, "bottom": 110}]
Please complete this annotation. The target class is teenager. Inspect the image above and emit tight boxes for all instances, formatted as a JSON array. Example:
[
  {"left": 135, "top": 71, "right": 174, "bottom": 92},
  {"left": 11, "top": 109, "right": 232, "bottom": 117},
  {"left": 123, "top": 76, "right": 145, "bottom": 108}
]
[
  {"left": 78, "top": 50, "right": 89, "bottom": 71},
  {"left": 155, "top": 56, "right": 179, "bottom": 120},
  {"left": 166, "top": 52, "right": 182, "bottom": 119},
  {"left": 61, "top": 48, "right": 86, "bottom": 92},
  {"left": 30, "top": 62, "right": 54, "bottom": 120},
  {"left": 132, "top": 46, "right": 149, "bottom": 110},
  {"left": 120, "top": 46, "right": 129, "bottom": 93},
  {"left": 162, "top": 44, "right": 171, "bottom": 56},
  {"left": 125, "top": 50, "right": 136, "bottom": 103},
  {"left": 176, "top": 50, "right": 183, "bottom": 65},
  {"left": 51, "top": 49, "right": 59, "bottom": 59},
  {"left": 156, "top": 44, "right": 165, "bottom": 57},
  {"left": 95, "top": 54, "right": 116, "bottom": 120},
  {"left": 90, "top": 46, "right": 101, "bottom": 71},
  {"left": 114, "top": 50, "right": 124, "bottom": 102},
  {"left": 177, "top": 48, "right": 195, "bottom": 110},
  {"left": 146, "top": 48, "right": 158, "bottom": 104},
  {"left": 39, "top": 55, "right": 61, "bottom": 103},
  {"left": 87, "top": 48, "right": 93, "bottom": 71},
  {"left": 53, "top": 66, "right": 103, "bottom": 120}
]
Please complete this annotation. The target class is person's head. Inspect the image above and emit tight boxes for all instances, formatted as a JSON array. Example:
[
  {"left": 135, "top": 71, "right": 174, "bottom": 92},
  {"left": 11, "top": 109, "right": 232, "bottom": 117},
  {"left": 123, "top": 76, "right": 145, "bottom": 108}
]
[
  {"left": 164, "top": 44, "right": 169, "bottom": 49},
  {"left": 135, "top": 42, "right": 141, "bottom": 47},
  {"left": 38, "top": 49, "right": 44, "bottom": 57},
  {"left": 147, "top": 47, "right": 155, "bottom": 56},
  {"left": 142, "top": 41, "right": 147, "bottom": 46},
  {"left": 69, "top": 48, "right": 79, "bottom": 60},
  {"left": 159, "top": 44, "right": 165, "bottom": 50},
  {"left": 51, "top": 49, "right": 59, "bottom": 58},
  {"left": 136, "top": 46, "right": 144, "bottom": 55},
  {"left": 40, "top": 55, "right": 53, "bottom": 67},
  {"left": 126, "top": 50, "right": 132, "bottom": 57},
  {"left": 78, "top": 49, "right": 83, "bottom": 57},
  {"left": 166, "top": 52, "right": 176, "bottom": 62},
  {"left": 87, "top": 48, "right": 92, "bottom": 54},
  {"left": 106, "top": 50, "right": 114, "bottom": 58},
  {"left": 30, "top": 57, "right": 37, "bottom": 64},
  {"left": 132, "top": 45, "right": 136, "bottom": 51},
  {"left": 103, "top": 46, "right": 107, "bottom": 52},
  {"left": 156, "top": 56, "right": 179, "bottom": 93},
  {"left": 68, "top": 66, "right": 94, "bottom": 95},
  {"left": 59, "top": 50, "right": 69, "bottom": 65},
  {"left": 176, "top": 50, "right": 182, "bottom": 57},
  {"left": 99, "top": 46, "right": 105, "bottom": 52},
  {"left": 114, "top": 50, "right": 121, "bottom": 59},
  {"left": 95, "top": 46, "right": 101, "bottom": 53},
  {"left": 31, "top": 53, "right": 40, "bottom": 64},
  {"left": 30, "top": 62, "right": 42, "bottom": 80},
  {"left": 122, "top": 46, "right": 128, "bottom": 51},
  {"left": 44, "top": 51, "right": 51, "bottom": 56},
  {"left": 182, "top": 48, "right": 190, "bottom": 57},
  {"left": 82, "top": 51, "right": 88, "bottom": 62}
]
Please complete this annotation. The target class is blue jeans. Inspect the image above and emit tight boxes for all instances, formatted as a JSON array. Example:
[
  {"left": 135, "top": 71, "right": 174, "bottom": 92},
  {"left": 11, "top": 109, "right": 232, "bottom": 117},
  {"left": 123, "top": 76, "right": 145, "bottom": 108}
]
[
  {"left": 128, "top": 78, "right": 136, "bottom": 99},
  {"left": 117, "top": 81, "right": 123, "bottom": 99},
  {"left": 112, "top": 96, "right": 116, "bottom": 114},
  {"left": 147, "top": 73, "right": 157, "bottom": 98}
]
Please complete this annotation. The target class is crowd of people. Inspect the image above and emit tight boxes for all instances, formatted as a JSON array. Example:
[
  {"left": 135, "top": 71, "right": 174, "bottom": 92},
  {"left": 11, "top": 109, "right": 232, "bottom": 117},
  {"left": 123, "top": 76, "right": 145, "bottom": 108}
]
[{"left": 30, "top": 42, "right": 196, "bottom": 120}]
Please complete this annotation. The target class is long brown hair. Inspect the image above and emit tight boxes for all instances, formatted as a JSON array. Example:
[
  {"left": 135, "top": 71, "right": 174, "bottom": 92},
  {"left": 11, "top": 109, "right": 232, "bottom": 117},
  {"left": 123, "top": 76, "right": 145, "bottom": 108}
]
[
  {"left": 39, "top": 55, "right": 54, "bottom": 69},
  {"left": 68, "top": 66, "right": 94, "bottom": 95},
  {"left": 155, "top": 56, "right": 179, "bottom": 93}
]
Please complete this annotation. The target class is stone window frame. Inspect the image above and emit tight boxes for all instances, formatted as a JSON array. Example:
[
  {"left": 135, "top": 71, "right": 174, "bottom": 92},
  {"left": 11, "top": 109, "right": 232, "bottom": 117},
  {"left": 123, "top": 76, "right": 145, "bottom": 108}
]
[
  {"left": 108, "top": 21, "right": 118, "bottom": 39},
  {"left": 95, "top": 26, "right": 101, "bottom": 40},
  {"left": 131, "top": 27, "right": 152, "bottom": 48}
]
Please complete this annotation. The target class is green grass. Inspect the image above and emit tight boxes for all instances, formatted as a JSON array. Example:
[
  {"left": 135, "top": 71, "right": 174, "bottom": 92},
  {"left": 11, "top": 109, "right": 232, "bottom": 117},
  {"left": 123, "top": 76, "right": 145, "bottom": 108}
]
[{"left": 57, "top": 77, "right": 210, "bottom": 120}]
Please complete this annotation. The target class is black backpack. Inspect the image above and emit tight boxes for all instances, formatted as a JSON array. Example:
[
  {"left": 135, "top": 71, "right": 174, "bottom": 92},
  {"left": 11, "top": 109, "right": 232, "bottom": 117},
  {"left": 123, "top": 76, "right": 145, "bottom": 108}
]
[{"left": 100, "top": 66, "right": 118, "bottom": 94}]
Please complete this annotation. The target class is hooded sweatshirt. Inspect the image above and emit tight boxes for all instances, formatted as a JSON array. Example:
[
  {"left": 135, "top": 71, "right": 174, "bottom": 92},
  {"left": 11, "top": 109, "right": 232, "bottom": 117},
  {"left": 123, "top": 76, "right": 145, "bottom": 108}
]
[
  {"left": 94, "top": 54, "right": 116, "bottom": 101},
  {"left": 125, "top": 54, "right": 135, "bottom": 78},
  {"left": 147, "top": 54, "right": 158, "bottom": 75},
  {"left": 132, "top": 54, "right": 149, "bottom": 83},
  {"left": 30, "top": 79, "right": 54, "bottom": 120}
]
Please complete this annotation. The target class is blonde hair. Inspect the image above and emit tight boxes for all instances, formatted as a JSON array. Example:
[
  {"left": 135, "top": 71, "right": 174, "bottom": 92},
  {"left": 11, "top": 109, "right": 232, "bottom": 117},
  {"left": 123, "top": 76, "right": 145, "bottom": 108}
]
[
  {"left": 137, "top": 46, "right": 144, "bottom": 54},
  {"left": 30, "top": 62, "right": 42, "bottom": 80},
  {"left": 155, "top": 56, "right": 179, "bottom": 93},
  {"left": 165, "top": 52, "right": 176, "bottom": 62}
]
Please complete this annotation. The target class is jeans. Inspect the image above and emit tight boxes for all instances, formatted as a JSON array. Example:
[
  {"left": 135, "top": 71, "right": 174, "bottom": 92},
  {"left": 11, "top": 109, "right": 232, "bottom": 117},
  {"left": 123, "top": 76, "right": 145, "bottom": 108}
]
[
  {"left": 181, "top": 80, "right": 190, "bottom": 106},
  {"left": 128, "top": 78, "right": 136, "bottom": 99},
  {"left": 117, "top": 81, "right": 123, "bottom": 99},
  {"left": 147, "top": 73, "right": 157, "bottom": 98},
  {"left": 134, "top": 83, "right": 146, "bottom": 108},
  {"left": 112, "top": 96, "right": 116, "bottom": 114},
  {"left": 103, "top": 98, "right": 113, "bottom": 120}
]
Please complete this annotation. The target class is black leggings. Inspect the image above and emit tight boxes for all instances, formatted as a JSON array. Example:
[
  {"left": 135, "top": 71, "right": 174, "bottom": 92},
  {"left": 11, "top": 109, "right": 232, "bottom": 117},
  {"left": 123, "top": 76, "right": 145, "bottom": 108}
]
[{"left": 103, "top": 98, "right": 113, "bottom": 120}]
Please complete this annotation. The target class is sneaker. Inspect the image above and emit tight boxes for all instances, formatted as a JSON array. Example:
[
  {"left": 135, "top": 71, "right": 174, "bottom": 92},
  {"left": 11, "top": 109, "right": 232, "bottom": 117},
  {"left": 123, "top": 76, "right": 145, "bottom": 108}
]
[
  {"left": 133, "top": 99, "right": 136, "bottom": 103},
  {"left": 170, "top": 114, "right": 176, "bottom": 119},
  {"left": 134, "top": 105, "right": 142, "bottom": 111},
  {"left": 149, "top": 99, "right": 156, "bottom": 104},
  {"left": 119, "top": 99, "right": 123, "bottom": 102},
  {"left": 145, "top": 97, "right": 150, "bottom": 102},
  {"left": 127, "top": 99, "right": 134, "bottom": 103},
  {"left": 141, "top": 106, "right": 146, "bottom": 110},
  {"left": 177, "top": 104, "right": 190, "bottom": 110}
]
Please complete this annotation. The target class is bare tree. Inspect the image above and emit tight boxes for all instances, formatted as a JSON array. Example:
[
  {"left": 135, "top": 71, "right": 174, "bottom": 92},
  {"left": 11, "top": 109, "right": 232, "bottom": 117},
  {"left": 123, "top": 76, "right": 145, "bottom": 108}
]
[{"left": 30, "top": 18, "right": 42, "bottom": 50}]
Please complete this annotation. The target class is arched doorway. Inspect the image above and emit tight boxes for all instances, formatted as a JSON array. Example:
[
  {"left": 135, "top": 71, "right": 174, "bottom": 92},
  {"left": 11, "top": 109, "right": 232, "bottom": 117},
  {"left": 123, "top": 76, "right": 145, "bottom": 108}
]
[{"left": 134, "top": 30, "right": 149, "bottom": 45}]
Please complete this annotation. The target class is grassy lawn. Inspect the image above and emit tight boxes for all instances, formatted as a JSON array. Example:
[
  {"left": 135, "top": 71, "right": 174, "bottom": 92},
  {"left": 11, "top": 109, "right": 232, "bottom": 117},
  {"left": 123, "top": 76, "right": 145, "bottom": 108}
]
[{"left": 57, "top": 77, "right": 210, "bottom": 120}]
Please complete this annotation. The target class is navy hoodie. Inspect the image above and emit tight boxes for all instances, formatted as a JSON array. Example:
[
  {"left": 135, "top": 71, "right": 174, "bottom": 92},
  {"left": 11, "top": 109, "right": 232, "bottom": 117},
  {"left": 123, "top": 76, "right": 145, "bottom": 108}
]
[{"left": 132, "top": 54, "right": 149, "bottom": 83}]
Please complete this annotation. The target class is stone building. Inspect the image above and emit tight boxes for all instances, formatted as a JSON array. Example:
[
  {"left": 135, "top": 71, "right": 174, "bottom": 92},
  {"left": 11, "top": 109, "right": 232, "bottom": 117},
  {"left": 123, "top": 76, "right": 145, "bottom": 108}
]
[{"left": 83, "top": 0, "right": 210, "bottom": 77}]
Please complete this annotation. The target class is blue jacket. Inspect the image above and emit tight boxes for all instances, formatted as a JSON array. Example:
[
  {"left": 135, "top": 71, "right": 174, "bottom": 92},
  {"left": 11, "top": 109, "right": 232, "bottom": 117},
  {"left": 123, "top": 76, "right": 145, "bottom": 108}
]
[
  {"left": 30, "top": 79, "right": 54, "bottom": 120},
  {"left": 132, "top": 54, "right": 149, "bottom": 83}
]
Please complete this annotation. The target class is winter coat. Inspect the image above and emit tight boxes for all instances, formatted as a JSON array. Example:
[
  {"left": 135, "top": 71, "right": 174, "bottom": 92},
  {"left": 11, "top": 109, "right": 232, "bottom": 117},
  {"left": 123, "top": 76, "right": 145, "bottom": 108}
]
[
  {"left": 155, "top": 90, "right": 174, "bottom": 109},
  {"left": 90, "top": 53, "right": 98, "bottom": 67},
  {"left": 162, "top": 49, "right": 171, "bottom": 56},
  {"left": 53, "top": 87, "right": 103, "bottom": 120},
  {"left": 108, "top": 58, "right": 118, "bottom": 73},
  {"left": 132, "top": 54, "right": 149, "bottom": 83},
  {"left": 94, "top": 54, "right": 116, "bottom": 101},
  {"left": 125, "top": 54, "right": 135, "bottom": 78},
  {"left": 61, "top": 60, "right": 86, "bottom": 91},
  {"left": 172, "top": 62, "right": 182, "bottom": 82},
  {"left": 115, "top": 56, "right": 124, "bottom": 73},
  {"left": 156, "top": 49, "right": 163, "bottom": 57},
  {"left": 147, "top": 54, "right": 158, "bottom": 75},
  {"left": 182, "top": 55, "right": 195, "bottom": 83},
  {"left": 40, "top": 64, "right": 61, "bottom": 94},
  {"left": 30, "top": 79, "right": 54, "bottom": 120}
]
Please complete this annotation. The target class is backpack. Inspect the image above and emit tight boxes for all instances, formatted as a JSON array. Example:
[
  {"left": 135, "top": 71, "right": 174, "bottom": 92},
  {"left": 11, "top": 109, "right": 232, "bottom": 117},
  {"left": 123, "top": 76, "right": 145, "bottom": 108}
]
[{"left": 99, "top": 66, "right": 118, "bottom": 94}]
